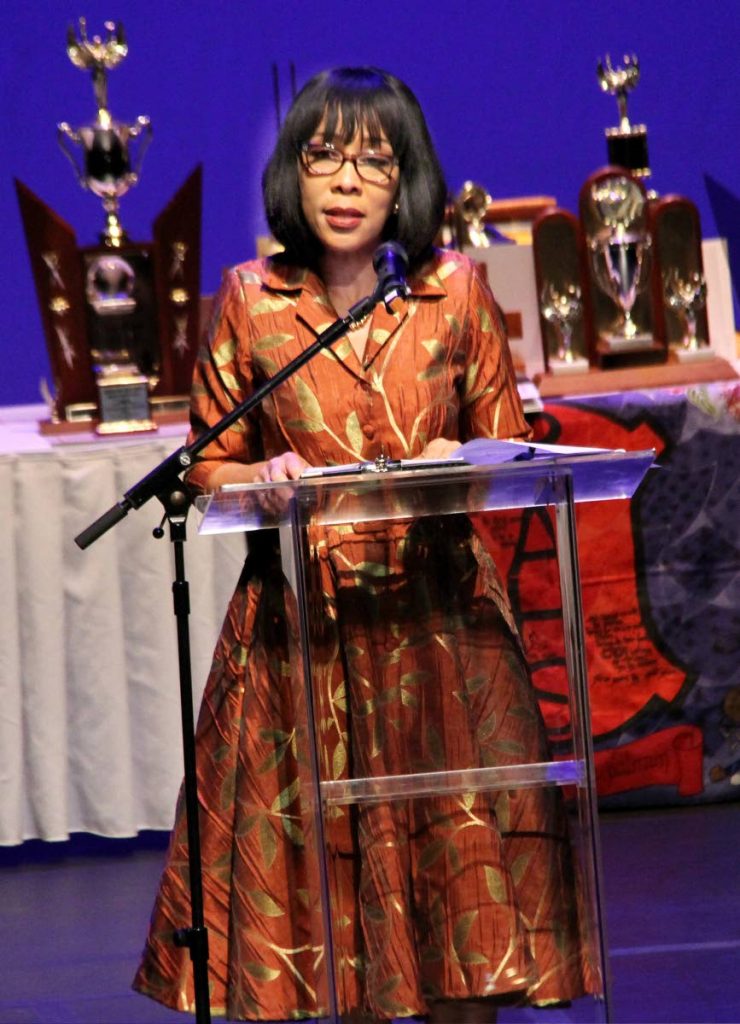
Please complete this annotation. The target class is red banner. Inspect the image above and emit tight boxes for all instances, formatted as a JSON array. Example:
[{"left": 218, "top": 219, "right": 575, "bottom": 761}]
[{"left": 594, "top": 725, "right": 704, "bottom": 797}]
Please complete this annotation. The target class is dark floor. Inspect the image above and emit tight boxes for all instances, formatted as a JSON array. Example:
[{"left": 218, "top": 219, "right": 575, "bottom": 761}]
[{"left": 0, "top": 802, "right": 738, "bottom": 1024}]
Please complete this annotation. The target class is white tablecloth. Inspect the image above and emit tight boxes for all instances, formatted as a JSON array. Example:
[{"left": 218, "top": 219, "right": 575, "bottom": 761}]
[{"left": 0, "top": 407, "right": 245, "bottom": 844}]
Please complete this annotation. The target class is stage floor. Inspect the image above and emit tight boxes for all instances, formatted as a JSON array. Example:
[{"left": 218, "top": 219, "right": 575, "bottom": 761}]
[{"left": 1, "top": 801, "right": 738, "bottom": 1023}]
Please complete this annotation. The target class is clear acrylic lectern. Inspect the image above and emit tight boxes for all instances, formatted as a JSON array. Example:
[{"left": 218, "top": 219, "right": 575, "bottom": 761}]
[{"left": 197, "top": 449, "right": 654, "bottom": 1024}]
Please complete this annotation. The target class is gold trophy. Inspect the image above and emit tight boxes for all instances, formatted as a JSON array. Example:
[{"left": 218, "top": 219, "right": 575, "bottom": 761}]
[
  {"left": 56, "top": 19, "right": 154, "bottom": 432},
  {"left": 455, "top": 181, "right": 493, "bottom": 247},
  {"left": 58, "top": 19, "right": 152, "bottom": 248},
  {"left": 540, "top": 283, "right": 589, "bottom": 373},
  {"left": 16, "top": 20, "right": 202, "bottom": 434},
  {"left": 664, "top": 270, "right": 712, "bottom": 361},
  {"left": 597, "top": 53, "right": 650, "bottom": 179}
]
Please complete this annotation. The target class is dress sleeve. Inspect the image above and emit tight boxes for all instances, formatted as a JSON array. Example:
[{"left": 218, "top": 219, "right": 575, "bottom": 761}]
[
  {"left": 185, "top": 269, "right": 264, "bottom": 493},
  {"left": 458, "top": 261, "right": 532, "bottom": 443}
]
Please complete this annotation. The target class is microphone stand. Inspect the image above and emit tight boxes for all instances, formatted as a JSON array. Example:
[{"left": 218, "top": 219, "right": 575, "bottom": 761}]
[{"left": 74, "top": 282, "right": 392, "bottom": 1024}]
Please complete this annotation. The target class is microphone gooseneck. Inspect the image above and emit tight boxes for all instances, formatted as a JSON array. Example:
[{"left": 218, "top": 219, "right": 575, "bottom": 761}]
[{"left": 372, "top": 241, "right": 410, "bottom": 313}]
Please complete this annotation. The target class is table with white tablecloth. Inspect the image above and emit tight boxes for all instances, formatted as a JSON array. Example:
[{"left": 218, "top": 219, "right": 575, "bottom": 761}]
[
  {"left": 4, "top": 376, "right": 738, "bottom": 846},
  {"left": 0, "top": 407, "right": 246, "bottom": 845}
]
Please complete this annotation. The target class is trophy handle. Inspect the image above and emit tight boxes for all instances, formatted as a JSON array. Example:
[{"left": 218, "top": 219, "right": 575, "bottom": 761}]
[
  {"left": 57, "top": 122, "right": 88, "bottom": 189},
  {"left": 128, "top": 115, "right": 153, "bottom": 181}
]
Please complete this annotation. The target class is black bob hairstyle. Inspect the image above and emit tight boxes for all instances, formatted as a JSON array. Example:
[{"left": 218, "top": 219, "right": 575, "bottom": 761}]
[{"left": 263, "top": 67, "right": 447, "bottom": 272}]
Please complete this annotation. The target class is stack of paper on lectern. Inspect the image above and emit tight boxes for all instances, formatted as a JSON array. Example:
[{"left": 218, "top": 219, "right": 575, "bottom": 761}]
[
  {"left": 300, "top": 438, "right": 619, "bottom": 479},
  {"left": 455, "top": 437, "right": 618, "bottom": 464}
]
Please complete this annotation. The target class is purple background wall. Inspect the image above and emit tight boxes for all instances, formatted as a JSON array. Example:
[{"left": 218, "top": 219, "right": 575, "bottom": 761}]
[{"left": 2, "top": 1, "right": 737, "bottom": 407}]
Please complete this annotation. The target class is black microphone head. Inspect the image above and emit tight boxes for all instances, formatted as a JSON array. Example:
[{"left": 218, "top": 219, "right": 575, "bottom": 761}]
[
  {"left": 372, "top": 241, "right": 408, "bottom": 276},
  {"left": 372, "top": 242, "right": 410, "bottom": 313}
]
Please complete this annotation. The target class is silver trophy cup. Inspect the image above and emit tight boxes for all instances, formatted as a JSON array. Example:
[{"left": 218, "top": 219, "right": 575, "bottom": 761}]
[{"left": 588, "top": 176, "right": 652, "bottom": 350}]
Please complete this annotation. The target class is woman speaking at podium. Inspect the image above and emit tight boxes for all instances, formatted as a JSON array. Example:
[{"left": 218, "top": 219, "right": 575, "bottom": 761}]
[{"left": 134, "top": 67, "right": 590, "bottom": 1022}]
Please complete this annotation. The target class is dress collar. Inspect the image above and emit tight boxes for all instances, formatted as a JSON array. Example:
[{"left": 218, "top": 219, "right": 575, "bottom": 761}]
[
  {"left": 257, "top": 251, "right": 453, "bottom": 302},
  {"left": 254, "top": 251, "right": 456, "bottom": 372}
]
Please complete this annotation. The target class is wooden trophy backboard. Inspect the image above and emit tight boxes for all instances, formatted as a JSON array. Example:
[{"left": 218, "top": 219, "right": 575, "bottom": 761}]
[{"left": 16, "top": 165, "right": 201, "bottom": 432}]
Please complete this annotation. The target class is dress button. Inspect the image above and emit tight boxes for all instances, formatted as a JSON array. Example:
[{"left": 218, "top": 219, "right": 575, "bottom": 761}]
[{"left": 363, "top": 423, "right": 375, "bottom": 440}]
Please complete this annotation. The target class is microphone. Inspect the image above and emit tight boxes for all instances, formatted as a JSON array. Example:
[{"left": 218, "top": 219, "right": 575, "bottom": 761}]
[{"left": 372, "top": 241, "right": 410, "bottom": 313}]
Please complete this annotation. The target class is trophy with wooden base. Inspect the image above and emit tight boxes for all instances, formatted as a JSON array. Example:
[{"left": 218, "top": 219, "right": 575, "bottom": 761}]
[{"left": 16, "top": 19, "right": 201, "bottom": 434}]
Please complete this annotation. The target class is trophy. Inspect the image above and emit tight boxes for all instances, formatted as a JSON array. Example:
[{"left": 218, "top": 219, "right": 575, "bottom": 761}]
[
  {"left": 532, "top": 208, "right": 591, "bottom": 376},
  {"left": 529, "top": 56, "right": 714, "bottom": 384},
  {"left": 16, "top": 20, "right": 202, "bottom": 434},
  {"left": 55, "top": 19, "right": 154, "bottom": 431},
  {"left": 663, "top": 270, "right": 712, "bottom": 360},
  {"left": 58, "top": 19, "right": 152, "bottom": 248},
  {"left": 540, "top": 283, "right": 589, "bottom": 372},
  {"left": 454, "top": 181, "right": 494, "bottom": 247},
  {"left": 648, "top": 194, "right": 712, "bottom": 360},
  {"left": 584, "top": 172, "right": 660, "bottom": 362},
  {"left": 597, "top": 53, "right": 650, "bottom": 179}
]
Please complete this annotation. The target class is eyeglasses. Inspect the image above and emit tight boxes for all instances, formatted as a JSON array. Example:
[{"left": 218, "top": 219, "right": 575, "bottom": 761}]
[{"left": 300, "top": 142, "right": 397, "bottom": 184}]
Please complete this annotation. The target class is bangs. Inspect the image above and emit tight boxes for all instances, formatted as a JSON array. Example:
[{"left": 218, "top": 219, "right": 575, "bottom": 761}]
[
  {"left": 295, "top": 69, "right": 406, "bottom": 153},
  {"left": 320, "top": 94, "right": 398, "bottom": 149}
]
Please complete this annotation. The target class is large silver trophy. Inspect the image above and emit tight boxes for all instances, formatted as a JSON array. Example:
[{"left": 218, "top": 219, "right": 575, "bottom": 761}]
[
  {"left": 597, "top": 53, "right": 650, "bottom": 179},
  {"left": 587, "top": 175, "right": 653, "bottom": 352},
  {"left": 58, "top": 18, "right": 152, "bottom": 248}
]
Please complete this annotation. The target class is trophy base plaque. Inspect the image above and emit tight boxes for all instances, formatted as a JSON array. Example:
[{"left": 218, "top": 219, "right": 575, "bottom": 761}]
[
  {"left": 596, "top": 337, "right": 666, "bottom": 370},
  {"left": 548, "top": 355, "right": 590, "bottom": 375},
  {"left": 37, "top": 394, "right": 190, "bottom": 436},
  {"left": 95, "top": 368, "right": 156, "bottom": 435},
  {"left": 97, "top": 418, "right": 157, "bottom": 436},
  {"left": 672, "top": 343, "right": 715, "bottom": 363},
  {"left": 598, "top": 332, "right": 654, "bottom": 352}
]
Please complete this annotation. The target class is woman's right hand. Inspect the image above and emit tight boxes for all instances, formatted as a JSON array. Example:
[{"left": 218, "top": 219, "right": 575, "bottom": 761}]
[
  {"left": 206, "top": 451, "right": 312, "bottom": 490},
  {"left": 254, "top": 451, "right": 311, "bottom": 483},
  {"left": 251, "top": 452, "right": 312, "bottom": 519}
]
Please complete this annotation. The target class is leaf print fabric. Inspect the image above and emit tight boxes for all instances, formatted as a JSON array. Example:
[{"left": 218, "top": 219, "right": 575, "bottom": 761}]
[{"left": 133, "top": 251, "right": 593, "bottom": 1020}]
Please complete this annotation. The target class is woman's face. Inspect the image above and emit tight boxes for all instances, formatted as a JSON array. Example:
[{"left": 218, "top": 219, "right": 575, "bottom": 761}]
[{"left": 299, "top": 118, "right": 399, "bottom": 263}]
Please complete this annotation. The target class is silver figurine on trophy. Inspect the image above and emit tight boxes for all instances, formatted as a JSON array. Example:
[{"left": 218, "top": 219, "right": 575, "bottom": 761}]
[
  {"left": 58, "top": 18, "right": 152, "bottom": 248},
  {"left": 597, "top": 53, "right": 650, "bottom": 179},
  {"left": 664, "top": 269, "right": 711, "bottom": 361},
  {"left": 540, "top": 283, "right": 588, "bottom": 372},
  {"left": 587, "top": 174, "right": 653, "bottom": 352}
]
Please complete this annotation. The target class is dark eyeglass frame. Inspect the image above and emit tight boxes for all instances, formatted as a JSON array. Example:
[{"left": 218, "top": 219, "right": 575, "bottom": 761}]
[{"left": 299, "top": 142, "right": 398, "bottom": 184}]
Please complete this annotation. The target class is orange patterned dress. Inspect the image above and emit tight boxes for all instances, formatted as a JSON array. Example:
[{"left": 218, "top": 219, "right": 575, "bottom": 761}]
[{"left": 133, "top": 250, "right": 592, "bottom": 1020}]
